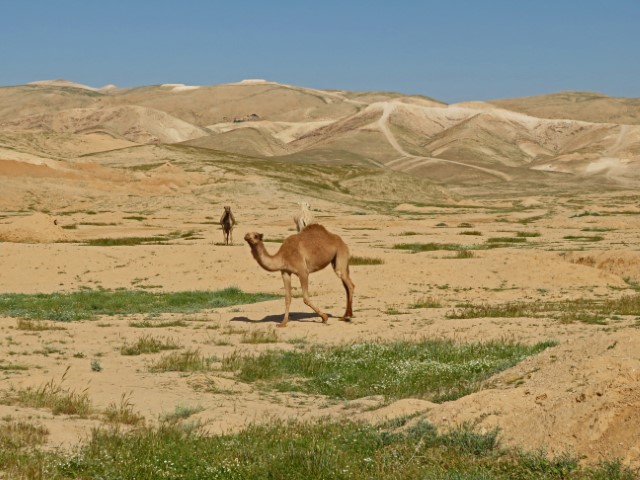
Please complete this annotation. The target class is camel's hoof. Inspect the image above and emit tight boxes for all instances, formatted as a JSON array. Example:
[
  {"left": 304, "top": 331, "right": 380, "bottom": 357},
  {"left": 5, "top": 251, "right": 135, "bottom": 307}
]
[
  {"left": 320, "top": 314, "right": 329, "bottom": 323},
  {"left": 339, "top": 316, "right": 351, "bottom": 322},
  {"left": 277, "top": 322, "right": 288, "bottom": 328}
]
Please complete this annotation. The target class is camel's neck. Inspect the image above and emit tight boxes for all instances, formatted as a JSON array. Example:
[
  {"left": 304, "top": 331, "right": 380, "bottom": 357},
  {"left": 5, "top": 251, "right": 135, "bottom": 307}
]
[{"left": 250, "top": 242, "right": 283, "bottom": 272}]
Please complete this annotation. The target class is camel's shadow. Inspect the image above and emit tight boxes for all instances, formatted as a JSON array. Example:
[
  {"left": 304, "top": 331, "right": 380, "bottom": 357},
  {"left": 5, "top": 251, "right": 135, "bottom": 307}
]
[{"left": 231, "top": 312, "right": 327, "bottom": 324}]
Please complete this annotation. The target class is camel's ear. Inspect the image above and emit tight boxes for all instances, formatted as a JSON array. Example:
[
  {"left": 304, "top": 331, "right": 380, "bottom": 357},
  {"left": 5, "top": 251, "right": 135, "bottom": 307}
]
[{"left": 258, "top": 233, "right": 263, "bottom": 241}]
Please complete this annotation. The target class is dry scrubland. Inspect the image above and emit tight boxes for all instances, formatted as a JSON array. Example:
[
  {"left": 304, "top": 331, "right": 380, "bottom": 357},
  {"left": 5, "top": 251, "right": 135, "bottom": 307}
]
[{"left": 0, "top": 80, "right": 640, "bottom": 478}]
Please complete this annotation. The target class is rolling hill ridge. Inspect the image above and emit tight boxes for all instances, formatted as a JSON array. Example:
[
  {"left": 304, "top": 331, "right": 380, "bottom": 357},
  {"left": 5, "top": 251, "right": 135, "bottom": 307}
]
[{"left": 1, "top": 80, "right": 639, "bottom": 185}]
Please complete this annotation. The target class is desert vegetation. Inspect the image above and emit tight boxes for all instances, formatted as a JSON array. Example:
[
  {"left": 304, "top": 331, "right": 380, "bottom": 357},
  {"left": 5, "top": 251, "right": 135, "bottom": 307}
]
[
  {"left": 0, "top": 288, "right": 277, "bottom": 321},
  {"left": 221, "top": 338, "right": 556, "bottom": 402},
  {"left": 0, "top": 417, "right": 635, "bottom": 479}
]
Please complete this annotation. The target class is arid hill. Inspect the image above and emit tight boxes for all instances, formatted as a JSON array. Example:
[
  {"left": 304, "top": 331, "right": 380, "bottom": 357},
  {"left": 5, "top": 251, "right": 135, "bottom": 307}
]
[
  {"left": 1, "top": 80, "right": 638, "bottom": 186},
  {"left": 489, "top": 91, "right": 640, "bottom": 125}
]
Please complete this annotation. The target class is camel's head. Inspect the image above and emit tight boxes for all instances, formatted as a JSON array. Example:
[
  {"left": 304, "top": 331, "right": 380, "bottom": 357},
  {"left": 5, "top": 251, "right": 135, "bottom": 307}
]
[
  {"left": 297, "top": 201, "right": 310, "bottom": 211},
  {"left": 244, "top": 232, "right": 263, "bottom": 246},
  {"left": 224, "top": 205, "right": 231, "bottom": 213}
]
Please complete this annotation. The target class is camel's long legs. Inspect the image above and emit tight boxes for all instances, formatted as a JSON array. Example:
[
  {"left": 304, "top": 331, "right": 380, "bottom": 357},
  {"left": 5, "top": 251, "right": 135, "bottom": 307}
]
[
  {"left": 299, "top": 272, "right": 329, "bottom": 323},
  {"left": 340, "top": 273, "right": 355, "bottom": 320},
  {"left": 280, "top": 271, "right": 292, "bottom": 328},
  {"left": 333, "top": 253, "right": 355, "bottom": 320}
]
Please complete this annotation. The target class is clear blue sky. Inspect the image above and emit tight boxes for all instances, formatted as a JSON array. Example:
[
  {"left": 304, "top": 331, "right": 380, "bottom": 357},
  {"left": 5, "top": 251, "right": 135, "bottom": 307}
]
[{"left": 1, "top": 0, "right": 638, "bottom": 102}]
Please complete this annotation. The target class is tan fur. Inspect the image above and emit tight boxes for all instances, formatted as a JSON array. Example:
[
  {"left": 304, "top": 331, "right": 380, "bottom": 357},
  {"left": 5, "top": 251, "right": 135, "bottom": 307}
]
[{"left": 244, "top": 223, "right": 354, "bottom": 327}]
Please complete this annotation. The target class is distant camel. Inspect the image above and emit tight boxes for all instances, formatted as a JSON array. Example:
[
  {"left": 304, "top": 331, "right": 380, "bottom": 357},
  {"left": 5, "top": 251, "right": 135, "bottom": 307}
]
[
  {"left": 219, "top": 206, "right": 236, "bottom": 245},
  {"left": 293, "top": 201, "right": 316, "bottom": 232},
  {"left": 244, "top": 223, "right": 354, "bottom": 327}
]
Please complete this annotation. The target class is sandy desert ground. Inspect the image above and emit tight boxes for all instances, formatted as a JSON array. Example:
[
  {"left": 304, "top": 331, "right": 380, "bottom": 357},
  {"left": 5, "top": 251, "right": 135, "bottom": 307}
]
[{"left": 1, "top": 80, "right": 640, "bottom": 469}]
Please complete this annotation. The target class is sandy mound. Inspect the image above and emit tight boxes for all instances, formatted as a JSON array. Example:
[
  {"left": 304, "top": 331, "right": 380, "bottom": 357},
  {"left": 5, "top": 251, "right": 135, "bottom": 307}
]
[
  {"left": 423, "top": 327, "right": 640, "bottom": 465},
  {"left": 0, "top": 213, "right": 71, "bottom": 243},
  {"left": 565, "top": 250, "right": 640, "bottom": 283}
]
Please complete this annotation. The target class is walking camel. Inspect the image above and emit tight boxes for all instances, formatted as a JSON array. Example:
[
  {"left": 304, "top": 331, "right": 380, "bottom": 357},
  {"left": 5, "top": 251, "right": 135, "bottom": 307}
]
[
  {"left": 219, "top": 206, "right": 236, "bottom": 245},
  {"left": 244, "top": 223, "right": 354, "bottom": 327}
]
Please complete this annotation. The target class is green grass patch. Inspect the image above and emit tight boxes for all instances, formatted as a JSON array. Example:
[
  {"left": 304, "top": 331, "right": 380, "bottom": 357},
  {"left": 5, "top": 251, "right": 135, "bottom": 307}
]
[
  {"left": 459, "top": 230, "right": 482, "bottom": 236},
  {"left": 563, "top": 235, "right": 604, "bottom": 242},
  {"left": 384, "top": 306, "right": 405, "bottom": 315},
  {"left": 79, "top": 222, "right": 118, "bottom": 226},
  {"left": 83, "top": 235, "right": 170, "bottom": 246},
  {"left": 447, "top": 294, "right": 640, "bottom": 324},
  {"left": 0, "top": 363, "right": 29, "bottom": 372},
  {"left": 103, "top": 394, "right": 145, "bottom": 426},
  {"left": 350, "top": 255, "right": 384, "bottom": 265},
  {"left": 393, "top": 242, "right": 469, "bottom": 252},
  {"left": 2, "top": 372, "right": 91, "bottom": 416},
  {"left": 122, "top": 216, "right": 146, "bottom": 221},
  {"left": 516, "top": 231, "right": 541, "bottom": 237},
  {"left": 148, "top": 349, "right": 212, "bottom": 373},
  {"left": 604, "top": 294, "right": 640, "bottom": 315},
  {"left": 9, "top": 416, "right": 633, "bottom": 479},
  {"left": 517, "top": 214, "right": 547, "bottom": 224},
  {"left": 393, "top": 241, "right": 520, "bottom": 253},
  {"left": 82, "top": 230, "right": 199, "bottom": 246},
  {"left": 129, "top": 319, "right": 188, "bottom": 328},
  {"left": 486, "top": 237, "right": 527, "bottom": 244},
  {"left": 120, "top": 334, "right": 180, "bottom": 355},
  {"left": 0, "top": 287, "right": 278, "bottom": 321},
  {"left": 454, "top": 250, "right": 475, "bottom": 259},
  {"left": 221, "top": 338, "right": 555, "bottom": 402},
  {"left": 449, "top": 302, "right": 543, "bottom": 320},
  {"left": 0, "top": 420, "right": 48, "bottom": 450}
]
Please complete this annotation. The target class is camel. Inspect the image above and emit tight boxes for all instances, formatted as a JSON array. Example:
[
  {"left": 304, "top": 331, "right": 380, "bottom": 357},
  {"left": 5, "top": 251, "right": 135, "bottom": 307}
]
[
  {"left": 219, "top": 206, "right": 236, "bottom": 245},
  {"left": 244, "top": 223, "right": 354, "bottom": 327},
  {"left": 293, "top": 201, "right": 316, "bottom": 232}
]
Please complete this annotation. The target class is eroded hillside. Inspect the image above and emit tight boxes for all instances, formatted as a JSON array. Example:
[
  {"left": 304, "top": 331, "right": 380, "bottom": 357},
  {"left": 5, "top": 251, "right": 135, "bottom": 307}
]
[{"left": 1, "top": 80, "right": 639, "bottom": 186}]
